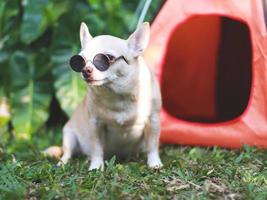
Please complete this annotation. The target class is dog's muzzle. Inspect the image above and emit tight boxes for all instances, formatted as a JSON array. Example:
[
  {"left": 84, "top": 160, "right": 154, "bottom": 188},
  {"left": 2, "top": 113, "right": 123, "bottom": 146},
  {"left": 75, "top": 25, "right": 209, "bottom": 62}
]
[{"left": 81, "top": 66, "right": 93, "bottom": 79}]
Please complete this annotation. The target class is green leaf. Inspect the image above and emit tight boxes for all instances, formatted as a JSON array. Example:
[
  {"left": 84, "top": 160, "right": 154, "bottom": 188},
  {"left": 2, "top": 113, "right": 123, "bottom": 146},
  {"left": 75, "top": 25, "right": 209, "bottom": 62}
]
[
  {"left": 52, "top": 48, "right": 86, "bottom": 117},
  {"left": 43, "top": 1, "right": 69, "bottom": 26},
  {"left": 0, "top": 51, "right": 8, "bottom": 63},
  {"left": 10, "top": 51, "right": 52, "bottom": 138},
  {"left": 20, "top": 0, "right": 48, "bottom": 44},
  {"left": 0, "top": 50, "right": 11, "bottom": 93},
  {"left": 0, "top": 0, "right": 20, "bottom": 38}
]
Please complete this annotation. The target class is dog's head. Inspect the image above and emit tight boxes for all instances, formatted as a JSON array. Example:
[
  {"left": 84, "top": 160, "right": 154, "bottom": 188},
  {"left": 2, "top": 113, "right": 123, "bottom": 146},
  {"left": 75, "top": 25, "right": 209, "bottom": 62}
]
[{"left": 69, "top": 22, "right": 150, "bottom": 86}]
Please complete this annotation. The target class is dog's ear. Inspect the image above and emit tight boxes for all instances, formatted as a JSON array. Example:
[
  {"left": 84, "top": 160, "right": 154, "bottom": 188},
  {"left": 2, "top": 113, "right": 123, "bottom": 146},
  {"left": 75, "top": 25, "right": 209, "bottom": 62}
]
[
  {"left": 80, "top": 22, "right": 93, "bottom": 49},
  {"left": 127, "top": 22, "right": 150, "bottom": 58}
]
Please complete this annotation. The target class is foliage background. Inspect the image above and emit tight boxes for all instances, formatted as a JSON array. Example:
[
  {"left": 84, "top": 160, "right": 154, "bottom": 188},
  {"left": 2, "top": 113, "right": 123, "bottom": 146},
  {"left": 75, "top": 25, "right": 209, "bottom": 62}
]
[{"left": 0, "top": 0, "right": 162, "bottom": 139}]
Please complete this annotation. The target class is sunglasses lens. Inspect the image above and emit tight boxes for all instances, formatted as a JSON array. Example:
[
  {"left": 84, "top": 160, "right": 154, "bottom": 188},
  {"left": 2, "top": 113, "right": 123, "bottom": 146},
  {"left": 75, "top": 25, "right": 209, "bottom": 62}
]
[
  {"left": 93, "top": 54, "right": 110, "bottom": 71},
  {"left": 69, "top": 55, "right": 85, "bottom": 72}
]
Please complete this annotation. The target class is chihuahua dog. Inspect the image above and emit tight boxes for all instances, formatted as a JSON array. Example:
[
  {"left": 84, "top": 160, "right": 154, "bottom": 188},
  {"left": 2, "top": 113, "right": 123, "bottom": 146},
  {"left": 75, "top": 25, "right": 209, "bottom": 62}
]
[{"left": 44, "top": 22, "right": 162, "bottom": 170}]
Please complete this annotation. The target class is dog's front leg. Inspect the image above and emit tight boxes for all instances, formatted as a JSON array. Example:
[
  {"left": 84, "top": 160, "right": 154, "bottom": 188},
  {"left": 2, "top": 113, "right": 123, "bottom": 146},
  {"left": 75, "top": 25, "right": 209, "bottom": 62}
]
[
  {"left": 144, "top": 114, "right": 163, "bottom": 169},
  {"left": 89, "top": 136, "right": 104, "bottom": 171},
  {"left": 58, "top": 126, "right": 78, "bottom": 166},
  {"left": 87, "top": 120, "right": 104, "bottom": 171}
]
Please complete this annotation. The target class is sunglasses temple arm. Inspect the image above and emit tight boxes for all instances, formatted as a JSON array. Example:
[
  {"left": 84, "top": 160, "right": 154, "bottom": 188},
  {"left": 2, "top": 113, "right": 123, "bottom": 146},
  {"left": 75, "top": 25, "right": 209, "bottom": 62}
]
[{"left": 116, "top": 56, "right": 129, "bottom": 65}]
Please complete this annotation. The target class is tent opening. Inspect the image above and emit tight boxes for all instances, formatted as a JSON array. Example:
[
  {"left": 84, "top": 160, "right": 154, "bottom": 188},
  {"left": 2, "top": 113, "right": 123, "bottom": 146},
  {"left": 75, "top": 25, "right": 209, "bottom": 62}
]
[{"left": 161, "top": 15, "right": 252, "bottom": 123}]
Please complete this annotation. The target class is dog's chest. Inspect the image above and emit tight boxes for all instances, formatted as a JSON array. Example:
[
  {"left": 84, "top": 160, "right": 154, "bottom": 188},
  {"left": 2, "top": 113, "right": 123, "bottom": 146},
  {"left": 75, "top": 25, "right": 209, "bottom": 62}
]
[
  {"left": 95, "top": 93, "right": 150, "bottom": 125},
  {"left": 102, "top": 121, "right": 146, "bottom": 157},
  {"left": 100, "top": 99, "right": 148, "bottom": 136},
  {"left": 97, "top": 99, "right": 150, "bottom": 156}
]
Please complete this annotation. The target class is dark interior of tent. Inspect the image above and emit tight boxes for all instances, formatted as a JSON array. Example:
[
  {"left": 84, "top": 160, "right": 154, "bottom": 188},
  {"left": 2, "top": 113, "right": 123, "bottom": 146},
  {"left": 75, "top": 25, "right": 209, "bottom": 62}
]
[{"left": 161, "top": 15, "right": 252, "bottom": 123}]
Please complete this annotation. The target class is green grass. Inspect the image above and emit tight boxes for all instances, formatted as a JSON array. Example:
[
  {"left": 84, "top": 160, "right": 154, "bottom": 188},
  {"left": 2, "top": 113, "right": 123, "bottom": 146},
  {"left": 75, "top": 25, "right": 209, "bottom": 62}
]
[{"left": 0, "top": 128, "right": 267, "bottom": 200}]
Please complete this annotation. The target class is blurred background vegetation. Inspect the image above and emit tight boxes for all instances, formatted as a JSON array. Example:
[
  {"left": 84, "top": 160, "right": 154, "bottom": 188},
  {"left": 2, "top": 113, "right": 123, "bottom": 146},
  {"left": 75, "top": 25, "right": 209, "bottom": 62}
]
[{"left": 0, "top": 0, "right": 163, "bottom": 139}]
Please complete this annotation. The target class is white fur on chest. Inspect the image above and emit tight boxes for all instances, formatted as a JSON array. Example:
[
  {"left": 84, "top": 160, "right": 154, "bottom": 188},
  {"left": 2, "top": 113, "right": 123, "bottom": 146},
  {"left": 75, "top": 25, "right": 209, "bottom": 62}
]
[
  {"left": 99, "top": 96, "right": 149, "bottom": 156},
  {"left": 102, "top": 122, "right": 146, "bottom": 157}
]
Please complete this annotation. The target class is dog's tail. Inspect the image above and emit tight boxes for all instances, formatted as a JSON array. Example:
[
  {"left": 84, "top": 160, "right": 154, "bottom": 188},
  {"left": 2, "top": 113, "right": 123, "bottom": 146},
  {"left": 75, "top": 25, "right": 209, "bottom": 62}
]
[{"left": 42, "top": 146, "right": 63, "bottom": 159}]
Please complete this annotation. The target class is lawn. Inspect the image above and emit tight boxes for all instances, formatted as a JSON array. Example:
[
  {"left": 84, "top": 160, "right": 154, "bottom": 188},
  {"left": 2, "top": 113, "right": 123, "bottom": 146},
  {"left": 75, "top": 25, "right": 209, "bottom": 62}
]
[{"left": 0, "top": 127, "right": 267, "bottom": 200}]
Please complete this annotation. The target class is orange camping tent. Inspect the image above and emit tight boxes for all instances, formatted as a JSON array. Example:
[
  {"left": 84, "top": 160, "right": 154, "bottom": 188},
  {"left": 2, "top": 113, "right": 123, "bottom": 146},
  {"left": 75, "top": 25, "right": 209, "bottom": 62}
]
[{"left": 145, "top": 0, "right": 267, "bottom": 148}]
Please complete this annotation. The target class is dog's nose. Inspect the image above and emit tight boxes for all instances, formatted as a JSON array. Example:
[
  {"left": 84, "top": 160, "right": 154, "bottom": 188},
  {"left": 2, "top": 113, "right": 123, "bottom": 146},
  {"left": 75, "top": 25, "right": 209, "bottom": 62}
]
[
  {"left": 82, "top": 66, "right": 93, "bottom": 77},
  {"left": 84, "top": 66, "right": 93, "bottom": 74},
  {"left": 86, "top": 66, "right": 93, "bottom": 73}
]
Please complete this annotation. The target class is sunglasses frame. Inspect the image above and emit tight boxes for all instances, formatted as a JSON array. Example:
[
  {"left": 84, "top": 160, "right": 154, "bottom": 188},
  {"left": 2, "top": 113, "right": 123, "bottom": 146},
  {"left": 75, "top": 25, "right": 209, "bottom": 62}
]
[{"left": 69, "top": 53, "right": 129, "bottom": 72}]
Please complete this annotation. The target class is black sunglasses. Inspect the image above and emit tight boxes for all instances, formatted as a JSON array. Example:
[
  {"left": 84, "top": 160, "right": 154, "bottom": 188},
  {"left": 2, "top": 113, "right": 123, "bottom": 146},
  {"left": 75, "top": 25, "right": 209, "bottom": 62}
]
[{"left": 69, "top": 53, "right": 129, "bottom": 72}]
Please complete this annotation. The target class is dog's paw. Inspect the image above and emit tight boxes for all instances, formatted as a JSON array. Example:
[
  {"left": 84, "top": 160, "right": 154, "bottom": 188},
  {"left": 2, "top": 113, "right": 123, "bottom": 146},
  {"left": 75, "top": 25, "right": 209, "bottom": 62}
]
[
  {"left": 147, "top": 153, "right": 163, "bottom": 169},
  {"left": 148, "top": 159, "right": 163, "bottom": 169},
  {"left": 56, "top": 155, "right": 70, "bottom": 167},
  {"left": 56, "top": 160, "right": 68, "bottom": 167},
  {"left": 56, "top": 161, "right": 63, "bottom": 167},
  {"left": 89, "top": 159, "right": 104, "bottom": 171}
]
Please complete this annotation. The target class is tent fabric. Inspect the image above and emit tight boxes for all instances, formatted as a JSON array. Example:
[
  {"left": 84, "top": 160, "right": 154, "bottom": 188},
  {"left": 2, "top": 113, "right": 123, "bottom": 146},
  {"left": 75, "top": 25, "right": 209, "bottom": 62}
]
[{"left": 144, "top": 0, "right": 267, "bottom": 148}]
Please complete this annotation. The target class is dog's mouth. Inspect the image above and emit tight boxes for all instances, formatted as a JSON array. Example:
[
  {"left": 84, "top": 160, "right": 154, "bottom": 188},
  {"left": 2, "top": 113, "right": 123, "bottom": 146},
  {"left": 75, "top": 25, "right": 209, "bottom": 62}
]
[{"left": 84, "top": 77, "right": 107, "bottom": 85}]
